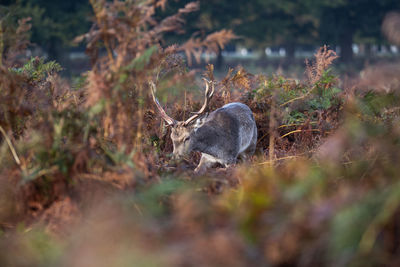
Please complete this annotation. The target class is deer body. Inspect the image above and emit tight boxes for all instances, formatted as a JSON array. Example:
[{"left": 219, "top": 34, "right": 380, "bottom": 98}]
[
  {"left": 185, "top": 103, "right": 257, "bottom": 172},
  {"left": 150, "top": 80, "right": 257, "bottom": 173}
]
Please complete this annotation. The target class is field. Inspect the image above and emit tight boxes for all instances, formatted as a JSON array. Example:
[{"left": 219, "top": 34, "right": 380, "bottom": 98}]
[{"left": 1, "top": 1, "right": 400, "bottom": 266}]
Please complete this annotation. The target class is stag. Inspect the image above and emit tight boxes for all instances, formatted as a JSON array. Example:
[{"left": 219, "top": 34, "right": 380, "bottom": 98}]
[{"left": 150, "top": 79, "right": 257, "bottom": 173}]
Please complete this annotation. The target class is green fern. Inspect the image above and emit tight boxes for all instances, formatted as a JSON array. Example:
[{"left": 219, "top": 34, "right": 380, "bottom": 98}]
[{"left": 10, "top": 57, "right": 62, "bottom": 81}]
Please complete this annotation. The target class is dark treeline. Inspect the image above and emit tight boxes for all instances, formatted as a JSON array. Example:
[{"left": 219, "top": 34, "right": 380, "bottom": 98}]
[{"left": 1, "top": 0, "right": 400, "bottom": 66}]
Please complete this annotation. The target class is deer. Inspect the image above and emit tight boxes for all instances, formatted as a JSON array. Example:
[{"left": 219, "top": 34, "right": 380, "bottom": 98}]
[{"left": 150, "top": 79, "right": 257, "bottom": 173}]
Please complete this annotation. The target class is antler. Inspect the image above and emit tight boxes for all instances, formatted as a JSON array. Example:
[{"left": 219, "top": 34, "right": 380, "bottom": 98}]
[
  {"left": 184, "top": 78, "right": 215, "bottom": 125},
  {"left": 149, "top": 81, "right": 176, "bottom": 126}
]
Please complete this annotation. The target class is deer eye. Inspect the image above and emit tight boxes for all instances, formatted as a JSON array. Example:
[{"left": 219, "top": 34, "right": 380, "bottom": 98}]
[{"left": 184, "top": 136, "right": 190, "bottom": 142}]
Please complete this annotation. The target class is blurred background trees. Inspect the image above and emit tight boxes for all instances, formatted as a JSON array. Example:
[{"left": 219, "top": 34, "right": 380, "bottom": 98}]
[
  {"left": 1, "top": 0, "right": 400, "bottom": 70},
  {"left": 318, "top": 0, "right": 400, "bottom": 62},
  {"left": 1, "top": 0, "right": 91, "bottom": 65}
]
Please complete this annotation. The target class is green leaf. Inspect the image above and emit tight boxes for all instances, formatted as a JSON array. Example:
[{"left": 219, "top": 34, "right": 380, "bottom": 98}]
[
  {"left": 88, "top": 99, "right": 105, "bottom": 118},
  {"left": 123, "top": 45, "right": 158, "bottom": 71}
]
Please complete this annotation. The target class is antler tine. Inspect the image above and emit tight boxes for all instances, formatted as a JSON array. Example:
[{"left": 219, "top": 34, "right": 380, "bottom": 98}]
[
  {"left": 149, "top": 81, "right": 176, "bottom": 126},
  {"left": 184, "top": 78, "right": 215, "bottom": 125}
]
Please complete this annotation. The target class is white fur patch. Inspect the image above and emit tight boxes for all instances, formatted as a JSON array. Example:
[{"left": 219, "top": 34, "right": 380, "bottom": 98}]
[
  {"left": 202, "top": 153, "right": 223, "bottom": 165},
  {"left": 193, "top": 116, "right": 207, "bottom": 132}
]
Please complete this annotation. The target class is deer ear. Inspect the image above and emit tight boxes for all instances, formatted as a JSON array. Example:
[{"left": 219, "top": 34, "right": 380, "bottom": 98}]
[{"left": 193, "top": 116, "right": 206, "bottom": 130}]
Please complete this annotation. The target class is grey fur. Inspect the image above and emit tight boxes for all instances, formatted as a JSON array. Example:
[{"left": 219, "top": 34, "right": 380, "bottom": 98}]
[{"left": 170, "top": 102, "right": 257, "bottom": 173}]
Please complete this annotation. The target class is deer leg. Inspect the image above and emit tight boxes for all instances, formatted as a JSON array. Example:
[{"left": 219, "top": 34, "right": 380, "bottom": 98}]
[
  {"left": 194, "top": 153, "right": 220, "bottom": 173},
  {"left": 238, "top": 153, "right": 249, "bottom": 162},
  {"left": 239, "top": 132, "right": 257, "bottom": 162},
  {"left": 241, "top": 143, "right": 256, "bottom": 161}
]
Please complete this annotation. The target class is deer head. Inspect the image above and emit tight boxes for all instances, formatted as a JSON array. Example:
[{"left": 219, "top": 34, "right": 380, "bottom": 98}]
[{"left": 150, "top": 79, "right": 215, "bottom": 159}]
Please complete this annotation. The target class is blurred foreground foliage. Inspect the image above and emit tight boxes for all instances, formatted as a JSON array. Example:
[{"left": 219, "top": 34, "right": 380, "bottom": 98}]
[{"left": 1, "top": 1, "right": 400, "bottom": 267}]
